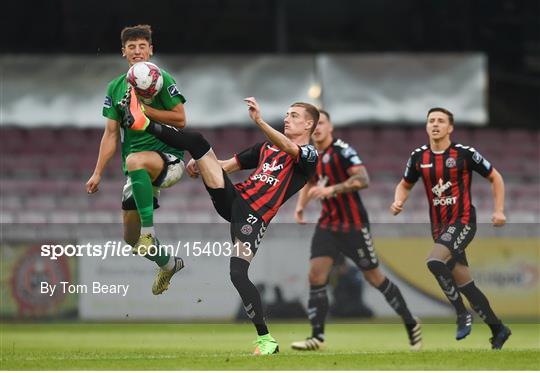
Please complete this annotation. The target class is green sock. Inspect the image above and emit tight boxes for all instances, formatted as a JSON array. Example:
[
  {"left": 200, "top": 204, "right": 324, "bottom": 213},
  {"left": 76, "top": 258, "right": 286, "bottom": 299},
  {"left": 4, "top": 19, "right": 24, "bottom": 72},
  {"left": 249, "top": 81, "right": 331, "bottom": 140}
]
[
  {"left": 129, "top": 169, "right": 169, "bottom": 266},
  {"left": 151, "top": 239, "right": 171, "bottom": 268},
  {"left": 129, "top": 169, "right": 154, "bottom": 227}
]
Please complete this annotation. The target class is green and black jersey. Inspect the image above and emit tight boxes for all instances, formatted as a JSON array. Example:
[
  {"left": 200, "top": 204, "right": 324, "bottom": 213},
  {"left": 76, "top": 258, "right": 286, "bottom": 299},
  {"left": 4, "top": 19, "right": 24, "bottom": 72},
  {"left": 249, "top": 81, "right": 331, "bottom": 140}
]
[{"left": 102, "top": 69, "right": 186, "bottom": 174}]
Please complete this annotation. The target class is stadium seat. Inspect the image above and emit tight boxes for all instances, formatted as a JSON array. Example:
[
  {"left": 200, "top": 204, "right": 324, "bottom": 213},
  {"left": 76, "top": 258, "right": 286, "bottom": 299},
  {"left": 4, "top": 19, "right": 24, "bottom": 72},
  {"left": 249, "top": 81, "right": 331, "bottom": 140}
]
[{"left": 2, "top": 126, "right": 538, "bottom": 224}]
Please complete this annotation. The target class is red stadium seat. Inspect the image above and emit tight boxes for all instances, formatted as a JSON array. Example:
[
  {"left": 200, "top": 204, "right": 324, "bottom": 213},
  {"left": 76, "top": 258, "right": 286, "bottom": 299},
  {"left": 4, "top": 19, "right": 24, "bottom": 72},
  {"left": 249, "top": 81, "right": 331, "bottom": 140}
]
[{"left": 2, "top": 127, "right": 538, "bottom": 224}]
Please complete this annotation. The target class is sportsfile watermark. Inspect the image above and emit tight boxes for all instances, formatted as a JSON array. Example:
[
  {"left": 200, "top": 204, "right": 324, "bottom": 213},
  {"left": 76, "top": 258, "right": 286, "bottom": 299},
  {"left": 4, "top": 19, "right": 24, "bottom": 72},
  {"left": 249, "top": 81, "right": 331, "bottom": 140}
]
[{"left": 40, "top": 241, "right": 252, "bottom": 260}]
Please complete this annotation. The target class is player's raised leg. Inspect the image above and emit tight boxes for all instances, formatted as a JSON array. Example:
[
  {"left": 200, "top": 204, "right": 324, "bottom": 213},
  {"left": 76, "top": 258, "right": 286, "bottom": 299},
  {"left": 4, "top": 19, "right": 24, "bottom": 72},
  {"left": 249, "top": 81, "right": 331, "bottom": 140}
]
[
  {"left": 291, "top": 256, "right": 333, "bottom": 351},
  {"left": 122, "top": 83, "right": 222, "bottom": 177},
  {"left": 124, "top": 86, "right": 232, "bottom": 192}
]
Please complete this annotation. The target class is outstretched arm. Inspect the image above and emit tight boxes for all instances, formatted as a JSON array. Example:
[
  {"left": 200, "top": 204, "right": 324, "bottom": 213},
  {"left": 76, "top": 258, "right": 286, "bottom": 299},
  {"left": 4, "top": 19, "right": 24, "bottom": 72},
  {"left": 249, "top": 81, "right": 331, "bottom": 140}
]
[
  {"left": 391, "top": 179, "right": 414, "bottom": 215},
  {"left": 487, "top": 168, "right": 506, "bottom": 226},
  {"left": 244, "top": 97, "right": 300, "bottom": 157}
]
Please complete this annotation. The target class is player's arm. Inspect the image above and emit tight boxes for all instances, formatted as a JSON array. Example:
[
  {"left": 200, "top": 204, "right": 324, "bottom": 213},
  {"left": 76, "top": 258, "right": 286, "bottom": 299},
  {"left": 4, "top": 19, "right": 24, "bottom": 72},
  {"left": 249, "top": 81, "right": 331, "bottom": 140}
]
[
  {"left": 244, "top": 97, "right": 300, "bottom": 157},
  {"left": 86, "top": 119, "right": 119, "bottom": 193},
  {"left": 469, "top": 149, "right": 506, "bottom": 226},
  {"left": 486, "top": 168, "right": 506, "bottom": 226},
  {"left": 391, "top": 153, "right": 420, "bottom": 215},
  {"left": 309, "top": 166, "right": 368, "bottom": 199},
  {"left": 141, "top": 72, "right": 187, "bottom": 128},
  {"left": 142, "top": 102, "right": 186, "bottom": 128},
  {"left": 391, "top": 179, "right": 414, "bottom": 215},
  {"left": 295, "top": 181, "right": 316, "bottom": 224},
  {"left": 333, "top": 165, "right": 370, "bottom": 196}
]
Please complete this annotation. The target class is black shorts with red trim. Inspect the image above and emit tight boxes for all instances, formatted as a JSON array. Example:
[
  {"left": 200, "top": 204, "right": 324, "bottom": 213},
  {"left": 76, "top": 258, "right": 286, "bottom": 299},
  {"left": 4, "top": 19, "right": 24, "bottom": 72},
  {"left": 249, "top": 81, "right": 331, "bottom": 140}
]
[
  {"left": 433, "top": 223, "right": 477, "bottom": 268},
  {"left": 310, "top": 225, "right": 379, "bottom": 270},
  {"left": 204, "top": 170, "right": 267, "bottom": 255}
]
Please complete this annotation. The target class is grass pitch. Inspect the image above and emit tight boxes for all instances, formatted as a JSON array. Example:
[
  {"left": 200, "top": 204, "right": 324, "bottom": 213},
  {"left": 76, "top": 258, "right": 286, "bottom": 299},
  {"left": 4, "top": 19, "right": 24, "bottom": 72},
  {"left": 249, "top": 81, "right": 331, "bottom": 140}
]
[{"left": 1, "top": 322, "right": 539, "bottom": 370}]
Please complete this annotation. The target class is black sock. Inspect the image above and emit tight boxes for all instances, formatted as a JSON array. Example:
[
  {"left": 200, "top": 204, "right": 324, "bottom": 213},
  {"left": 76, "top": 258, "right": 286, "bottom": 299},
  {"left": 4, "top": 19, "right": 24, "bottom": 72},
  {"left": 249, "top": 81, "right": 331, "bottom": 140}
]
[
  {"left": 427, "top": 260, "right": 467, "bottom": 315},
  {"left": 376, "top": 278, "right": 416, "bottom": 325},
  {"left": 459, "top": 281, "right": 502, "bottom": 335},
  {"left": 146, "top": 122, "right": 211, "bottom": 160},
  {"left": 307, "top": 284, "right": 328, "bottom": 341},
  {"left": 229, "top": 257, "right": 268, "bottom": 336}
]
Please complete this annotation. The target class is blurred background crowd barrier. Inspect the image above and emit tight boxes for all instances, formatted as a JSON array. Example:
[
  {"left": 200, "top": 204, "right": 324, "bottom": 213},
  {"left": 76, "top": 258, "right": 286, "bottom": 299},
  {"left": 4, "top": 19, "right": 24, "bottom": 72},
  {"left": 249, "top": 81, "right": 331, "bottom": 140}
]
[{"left": 1, "top": 54, "right": 487, "bottom": 126}]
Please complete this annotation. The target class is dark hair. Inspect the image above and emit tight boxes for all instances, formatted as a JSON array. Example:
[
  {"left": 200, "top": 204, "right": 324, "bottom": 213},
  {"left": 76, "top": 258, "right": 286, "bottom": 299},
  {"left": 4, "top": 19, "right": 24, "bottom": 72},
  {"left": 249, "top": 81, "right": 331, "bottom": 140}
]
[
  {"left": 427, "top": 107, "right": 454, "bottom": 125},
  {"left": 291, "top": 102, "right": 320, "bottom": 134},
  {"left": 121, "top": 24, "right": 152, "bottom": 46},
  {"left": 319, "top": 109, "right": 330, "bottom": 121}
]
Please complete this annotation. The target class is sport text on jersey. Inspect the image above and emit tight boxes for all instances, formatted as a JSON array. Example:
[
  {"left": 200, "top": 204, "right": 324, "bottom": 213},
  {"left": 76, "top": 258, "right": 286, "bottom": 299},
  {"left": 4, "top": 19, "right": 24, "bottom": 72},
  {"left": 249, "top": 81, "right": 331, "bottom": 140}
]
[
  {"left": 251, "top": 173, "right": 280, "bottom": 186},
  {"left": 251, "top": 160, "right": 284, "bottom": 186}
]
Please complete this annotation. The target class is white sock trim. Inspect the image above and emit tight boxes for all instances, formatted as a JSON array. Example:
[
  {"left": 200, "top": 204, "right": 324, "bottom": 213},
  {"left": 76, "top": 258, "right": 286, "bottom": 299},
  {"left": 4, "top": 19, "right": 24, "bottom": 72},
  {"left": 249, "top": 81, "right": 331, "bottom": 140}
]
[
  {"left": 194, "top": 147, "right": 213, "bottom": 161},
  {"left": 458, "top": 279, "right": 474, "bottom": 288},
  {"left": 141, "top": 226, "right": 155, "bottom": 236}
]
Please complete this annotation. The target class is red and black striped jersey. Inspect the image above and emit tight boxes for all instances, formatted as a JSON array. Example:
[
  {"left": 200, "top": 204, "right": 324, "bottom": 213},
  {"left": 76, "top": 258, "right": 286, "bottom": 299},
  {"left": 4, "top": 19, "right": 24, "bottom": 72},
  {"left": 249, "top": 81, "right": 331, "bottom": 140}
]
[
  {"left": 315, "top": 138, "right": 369, "bottom": 232},
  {"left": 403, "top": 143, "right": 493, "bottom": 236},
  {"left": 234, "top": 141, "right": 318, "bottom": 223}
]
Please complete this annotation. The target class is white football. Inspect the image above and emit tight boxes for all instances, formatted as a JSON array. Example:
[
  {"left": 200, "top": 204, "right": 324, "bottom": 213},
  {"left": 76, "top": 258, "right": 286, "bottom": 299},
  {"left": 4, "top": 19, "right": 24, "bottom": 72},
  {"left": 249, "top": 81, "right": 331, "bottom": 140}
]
[{"left": 126, "top": 61, "right": 163, "bottom": 99}]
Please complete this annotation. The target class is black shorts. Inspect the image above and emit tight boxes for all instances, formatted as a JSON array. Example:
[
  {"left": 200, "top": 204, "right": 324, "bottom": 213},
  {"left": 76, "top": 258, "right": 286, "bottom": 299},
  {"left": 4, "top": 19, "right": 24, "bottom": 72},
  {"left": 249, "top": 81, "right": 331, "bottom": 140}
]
[
  {"left": 310, "top": 226, "right": 379, "bottom": 271},
  {"left": 205, "top": 170, "right": 267, "bottom": 255},
  {"left": 434, "top": 223, "right": 477, "bottom": 268}
]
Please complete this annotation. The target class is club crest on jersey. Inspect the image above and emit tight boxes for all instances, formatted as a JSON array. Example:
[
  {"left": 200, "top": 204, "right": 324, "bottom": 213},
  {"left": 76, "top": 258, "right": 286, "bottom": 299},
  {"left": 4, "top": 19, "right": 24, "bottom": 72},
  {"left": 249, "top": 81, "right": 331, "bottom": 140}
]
[
  {"left": 322, "top": 153, "right": 331, "bottom": 164},
  {"left": 241, "top": 224, "right": 253, "bottom": 236},
  {"left": 440, "top": 233, "right": 453, "bottom": 242},
  {"left": 445, "top": 157, "right": 456, "bottom": 168}
]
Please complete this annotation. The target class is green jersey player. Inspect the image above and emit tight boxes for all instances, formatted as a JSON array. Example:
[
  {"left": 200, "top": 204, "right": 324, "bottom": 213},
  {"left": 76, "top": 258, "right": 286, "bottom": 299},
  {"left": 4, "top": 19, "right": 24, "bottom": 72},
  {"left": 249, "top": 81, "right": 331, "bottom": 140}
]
[{"left": 86, "top": 24, "right": 186, "bottom": 295}]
